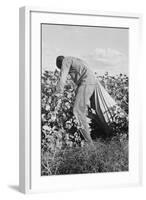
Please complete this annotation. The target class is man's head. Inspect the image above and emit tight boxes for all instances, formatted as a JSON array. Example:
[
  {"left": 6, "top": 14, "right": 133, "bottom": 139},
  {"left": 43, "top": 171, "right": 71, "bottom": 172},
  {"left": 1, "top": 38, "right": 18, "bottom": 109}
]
[{"left": 56, "top": 56, "right": 64, "bottom": 69}]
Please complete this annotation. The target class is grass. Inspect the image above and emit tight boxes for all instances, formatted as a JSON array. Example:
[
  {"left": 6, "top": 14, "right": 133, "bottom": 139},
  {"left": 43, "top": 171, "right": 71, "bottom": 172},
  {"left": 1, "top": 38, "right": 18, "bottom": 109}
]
[{"left": 41, "top": 136, "right": 128, "bottom": 176}]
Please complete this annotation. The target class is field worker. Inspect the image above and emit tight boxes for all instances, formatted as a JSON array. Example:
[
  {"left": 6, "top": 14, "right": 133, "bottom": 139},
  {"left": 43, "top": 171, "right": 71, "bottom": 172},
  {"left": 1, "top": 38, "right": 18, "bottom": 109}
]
[{"left": 55, "top": 56, "right": 116, "bottom": 145}]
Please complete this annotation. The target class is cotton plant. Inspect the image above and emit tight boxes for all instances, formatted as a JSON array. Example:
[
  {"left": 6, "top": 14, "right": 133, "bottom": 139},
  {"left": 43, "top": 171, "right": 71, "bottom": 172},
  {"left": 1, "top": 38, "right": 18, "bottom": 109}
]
[
  {"left": 41, "top": 70, "right": 83, "bottom": 152},
  {"left": 41, "top": 69, "right": 129, "bottom": 154}
]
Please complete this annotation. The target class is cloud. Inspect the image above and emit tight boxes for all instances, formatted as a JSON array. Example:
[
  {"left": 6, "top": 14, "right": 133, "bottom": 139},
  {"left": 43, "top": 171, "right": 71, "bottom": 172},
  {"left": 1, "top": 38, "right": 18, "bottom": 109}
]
[{"left": 81, "top": 48, "right": 128, "bottom": 75}]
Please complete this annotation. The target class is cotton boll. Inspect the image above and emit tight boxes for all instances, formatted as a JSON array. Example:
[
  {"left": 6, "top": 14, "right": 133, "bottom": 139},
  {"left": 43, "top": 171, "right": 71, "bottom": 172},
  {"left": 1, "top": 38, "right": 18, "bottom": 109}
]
[{"left": 46, "top": 104, "right": 50, "bottom": 111}]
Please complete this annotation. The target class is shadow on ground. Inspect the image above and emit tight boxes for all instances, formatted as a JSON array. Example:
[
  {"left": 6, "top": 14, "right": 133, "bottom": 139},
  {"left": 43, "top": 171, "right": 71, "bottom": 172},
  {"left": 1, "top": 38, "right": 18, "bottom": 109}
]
[{"left": 8, "top": 185, "right": 20, "bottom": 192}]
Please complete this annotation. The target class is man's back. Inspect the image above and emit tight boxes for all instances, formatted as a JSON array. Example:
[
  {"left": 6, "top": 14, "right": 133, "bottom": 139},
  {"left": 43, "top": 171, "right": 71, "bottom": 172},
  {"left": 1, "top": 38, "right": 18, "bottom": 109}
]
[{"left": 62, "top": 56, "right": 96, "bottom": 86}]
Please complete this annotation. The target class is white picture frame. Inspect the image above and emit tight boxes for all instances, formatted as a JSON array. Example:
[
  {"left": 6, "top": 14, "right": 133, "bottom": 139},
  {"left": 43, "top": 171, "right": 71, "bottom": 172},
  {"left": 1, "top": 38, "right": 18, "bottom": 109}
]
[{"left": 19, "top": 6, "right": 142, "bottom": 194}]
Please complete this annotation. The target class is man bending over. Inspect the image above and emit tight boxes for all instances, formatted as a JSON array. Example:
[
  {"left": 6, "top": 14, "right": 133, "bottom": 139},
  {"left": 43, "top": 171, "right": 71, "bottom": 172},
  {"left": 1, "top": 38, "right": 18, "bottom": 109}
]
[{"left": 55, "top": 56, "right": 97, "bottom": 145}]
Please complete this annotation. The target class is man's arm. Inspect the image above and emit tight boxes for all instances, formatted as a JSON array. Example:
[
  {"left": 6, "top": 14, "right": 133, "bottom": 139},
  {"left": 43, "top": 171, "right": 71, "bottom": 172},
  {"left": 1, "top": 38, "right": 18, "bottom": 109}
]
[{"left": 56, "top": 57, "right": 72, "bottom": 93}]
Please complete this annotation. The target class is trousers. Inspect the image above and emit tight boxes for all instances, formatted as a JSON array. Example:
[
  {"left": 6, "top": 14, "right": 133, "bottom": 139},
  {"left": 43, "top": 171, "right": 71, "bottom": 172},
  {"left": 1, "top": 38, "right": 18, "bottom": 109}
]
[{"left": 73, "top": 83, "right": 96, "bottom": 143}]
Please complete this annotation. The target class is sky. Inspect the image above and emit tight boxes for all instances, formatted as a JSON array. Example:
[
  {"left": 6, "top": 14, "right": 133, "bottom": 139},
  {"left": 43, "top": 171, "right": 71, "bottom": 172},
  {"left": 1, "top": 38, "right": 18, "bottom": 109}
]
[{"left": 42, "top": 24, "right": 129, "bottom": 76}]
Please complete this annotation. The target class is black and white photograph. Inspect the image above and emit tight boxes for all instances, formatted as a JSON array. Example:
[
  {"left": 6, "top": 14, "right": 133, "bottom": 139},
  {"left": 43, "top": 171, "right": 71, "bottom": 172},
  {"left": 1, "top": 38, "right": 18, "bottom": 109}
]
[{"left": 41, "top": 24, "right": 129, "bottom": 176}]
